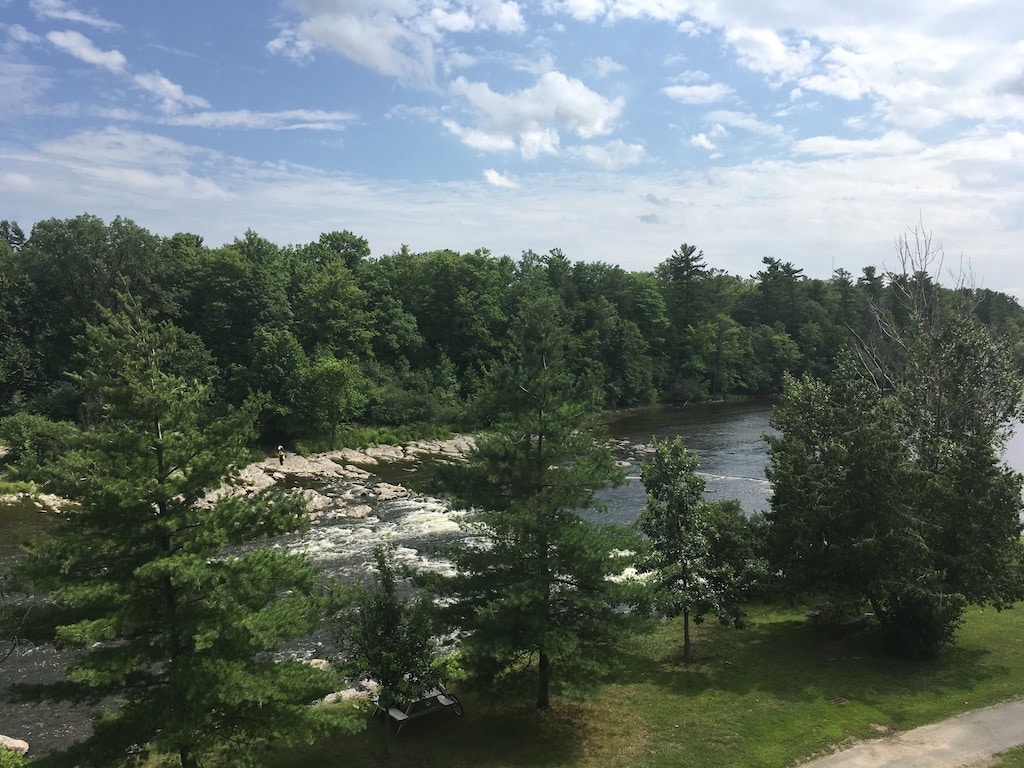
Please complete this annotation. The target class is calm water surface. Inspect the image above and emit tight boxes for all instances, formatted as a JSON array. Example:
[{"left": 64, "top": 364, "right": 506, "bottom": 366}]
[{"left": 601, "top": 400, "right": 774, "bottom": 524}]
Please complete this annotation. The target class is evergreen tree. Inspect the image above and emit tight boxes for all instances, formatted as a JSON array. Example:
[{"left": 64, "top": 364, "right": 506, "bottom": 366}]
[
  {"left": 429, "top": 286, "right": 643, "bottom": 710},
  {"left": 1, "top": 297, "right": 355, "bottom": 767}
]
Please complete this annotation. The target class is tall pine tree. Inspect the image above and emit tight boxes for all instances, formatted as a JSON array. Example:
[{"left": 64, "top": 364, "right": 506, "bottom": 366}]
[
  {"left": 2, "top": 296, "right": 355, "bottom": 767},
  {"left": 430, "top": 286, "right": 643, "bottom": 710}
]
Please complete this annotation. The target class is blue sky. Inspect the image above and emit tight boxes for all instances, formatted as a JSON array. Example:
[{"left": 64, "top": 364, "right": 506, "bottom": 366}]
[{"left": 2, "top": 0, "right": 1023, "bottom": 295}]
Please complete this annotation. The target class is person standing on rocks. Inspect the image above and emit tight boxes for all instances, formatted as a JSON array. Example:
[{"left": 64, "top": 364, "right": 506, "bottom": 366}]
[{"left": 277, "top": 445, "right": 285, "bottom": 465}]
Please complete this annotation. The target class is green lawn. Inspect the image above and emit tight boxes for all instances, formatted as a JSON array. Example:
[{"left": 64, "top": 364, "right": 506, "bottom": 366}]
[{"left": 255, "top": 602, "right": 1024, "bottom": 768}]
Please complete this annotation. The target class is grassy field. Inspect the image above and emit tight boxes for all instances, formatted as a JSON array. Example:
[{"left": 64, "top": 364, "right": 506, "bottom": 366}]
[{"left": 252, "top": 602, "right": 1024, "bottom": 768}]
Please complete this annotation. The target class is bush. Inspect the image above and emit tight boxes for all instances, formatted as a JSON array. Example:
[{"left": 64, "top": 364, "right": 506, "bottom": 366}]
[
  {"left": 876, "top": 586, "right": 967, "bottom": 659},
  {"left": 0, "top": 747, "right": 27, "bottom": 768},
  {"left": 0, "top": 412, "right": 80, "bottom": 477}
]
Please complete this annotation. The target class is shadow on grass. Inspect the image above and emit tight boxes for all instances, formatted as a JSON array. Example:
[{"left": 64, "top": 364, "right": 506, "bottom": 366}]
[{"left": 265, "top": 693, "right": 596, "bottom": 768}]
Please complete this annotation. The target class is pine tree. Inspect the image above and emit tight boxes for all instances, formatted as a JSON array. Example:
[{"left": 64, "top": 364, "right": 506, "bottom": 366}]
[
  {"left": 2, "top": 297, "right": 356, "bottom": 767},
  {"left": 430, "top": 286, "right": 643, "bottom": 710}
]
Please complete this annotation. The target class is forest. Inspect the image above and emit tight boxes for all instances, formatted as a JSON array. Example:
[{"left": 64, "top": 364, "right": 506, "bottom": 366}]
[
  {"left": 3, "top": 214, "right": 1024, "bottom": 439},
  {"left": 2, "top": 214, "right": 1024, "bottom": 768}
]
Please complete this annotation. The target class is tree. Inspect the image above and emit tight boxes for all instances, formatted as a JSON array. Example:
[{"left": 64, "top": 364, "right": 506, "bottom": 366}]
[
  {"left": 429, "top": 286, "right": 642, "bottom": 710},
  {"left": 302, "top": 353, "right": 368, "bottom": 441},
  {"left": 0, "top": 297, "right": 353, "bottom": 767},
  {"left": 638, "top": 438, "right": 758, "bottom": 661},
  {"left": 337, "top": 546, "right": 447, "bottom": 753},
  {"left": 765, "top": 228, "right": 1024, "bottom": 657}
]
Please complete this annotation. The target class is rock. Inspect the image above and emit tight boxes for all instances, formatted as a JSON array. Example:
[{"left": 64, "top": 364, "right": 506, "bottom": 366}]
[
  {"left": 342, "top": 504, "right": 372, "bottom": 519},
  {"left": 363, "top": 445, "right": 406, "bottom": 461},
  {"left": 372, "top": 482, "right": 409, "bottom": 501},
  {"left": 0, "top": 735, "right": 29, "bottom": 755}
]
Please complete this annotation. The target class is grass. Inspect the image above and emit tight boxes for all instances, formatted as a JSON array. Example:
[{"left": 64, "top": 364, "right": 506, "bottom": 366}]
[
  {"left": 251, "top": 602, "right": 1024, "bottom": 768},
  {"left": 998, "top": 746, "right": 1024, "bottom": 767},
  {"left": 0, "top": 480, "right": 36, "bottom": 495}
]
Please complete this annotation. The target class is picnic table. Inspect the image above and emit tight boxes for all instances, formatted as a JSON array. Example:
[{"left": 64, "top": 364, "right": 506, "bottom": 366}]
[{"left": 374, "top": 684, "right": 464, "bottom": 733}]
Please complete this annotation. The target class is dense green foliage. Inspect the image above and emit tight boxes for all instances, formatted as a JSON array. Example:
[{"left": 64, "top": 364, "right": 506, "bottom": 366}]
[
  {"left": 336, "top": 546, "right": 447, "bottom": 753},
  {"left": 5, "top": 215, "right": 1024, "bottom": 441},
  {"left": 765, "top": 243, "right": 1024, "bottom": 658},
  {"left": 637, "top": 438, "right": 763, "bottom": 660},
  {"left": 427, "top": 286, "right": 645, "bottom": 710},
  {"left": 3, "top": 214, "right": 1024, "bottom": 761},
  {"left": 0, "top": 299, "right": 355, "bottom": 767}
]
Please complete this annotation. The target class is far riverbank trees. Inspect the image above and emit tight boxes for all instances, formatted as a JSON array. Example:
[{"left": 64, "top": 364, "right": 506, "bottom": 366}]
[{"left": 4, "top": 215, "right": 1024, "bottom": 441}]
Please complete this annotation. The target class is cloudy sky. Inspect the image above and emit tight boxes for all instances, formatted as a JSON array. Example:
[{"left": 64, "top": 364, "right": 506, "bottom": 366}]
[{"left": 2, "top": 0, "right": 1023, "bottom": 294}]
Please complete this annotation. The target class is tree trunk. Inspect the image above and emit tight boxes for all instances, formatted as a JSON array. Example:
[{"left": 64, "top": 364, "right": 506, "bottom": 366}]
[
  {"left": 179, "top": 745, "right": 200, "bottom": 768},
  {"left": 536, "top": 649, "right": 551, "bottom": 710},
  {"left": 683, "top": 607, "right": 691, "bottom": 661}
]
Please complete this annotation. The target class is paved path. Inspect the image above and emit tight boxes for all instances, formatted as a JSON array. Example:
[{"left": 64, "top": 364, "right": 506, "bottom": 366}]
[{"left": 801, "top": 699, "right": 1024, "bottom": 767}]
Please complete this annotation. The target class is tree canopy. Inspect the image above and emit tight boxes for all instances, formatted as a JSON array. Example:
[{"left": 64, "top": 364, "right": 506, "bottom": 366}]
[
  {"left": 765, "top": 237, "right": 1024, "bottom": 657},
  {"left": 5, "top": 214, "right": 1023, "bottom": 438}
]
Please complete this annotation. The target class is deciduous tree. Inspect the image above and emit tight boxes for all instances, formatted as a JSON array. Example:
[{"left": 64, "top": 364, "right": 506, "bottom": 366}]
[
  {"left": 638, "top": 438, "right": 759, "bottom": 660},
  {"left": 765, "top": 228, "right": 1024, "bottom": 657}
]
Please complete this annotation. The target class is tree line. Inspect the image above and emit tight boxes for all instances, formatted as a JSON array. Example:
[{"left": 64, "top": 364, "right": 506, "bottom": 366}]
[{"left": 4, "top": 214, "right": 1024, "bottom": 440}]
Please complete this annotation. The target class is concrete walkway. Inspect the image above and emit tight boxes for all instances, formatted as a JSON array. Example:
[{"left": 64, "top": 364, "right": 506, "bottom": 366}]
[{"left": 800, "top": 699, "right": 1024, "bottom": 767}]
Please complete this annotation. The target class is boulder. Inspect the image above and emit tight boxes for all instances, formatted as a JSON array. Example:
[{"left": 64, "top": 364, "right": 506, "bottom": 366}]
[{"left": 0, "top": 735, "right": 29, "bottom": 755}]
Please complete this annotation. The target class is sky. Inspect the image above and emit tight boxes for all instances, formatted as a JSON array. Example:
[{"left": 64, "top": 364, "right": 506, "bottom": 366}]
[{"left": 2, "top": 0, "right": 1023, "bottom": 295}]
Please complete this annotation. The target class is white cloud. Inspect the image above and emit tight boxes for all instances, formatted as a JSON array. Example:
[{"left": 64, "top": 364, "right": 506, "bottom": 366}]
[
  {"left": 484, "top": 168, "right": 519, "bottom": 188},
  {"left": 30, "top": 0, "right": 119, "bottom": 31},
  {"left": 725, "top": 27, "right": 817, "bottom": 84},
  {"left": 269, "top": 13, "right": 436, "bottom": 85},
  {"left": 133, "top": 72, "right": 210, "bottom": 113},
  {"left": 555, "top": 0, "right": 610, "bottom": 23},
  {"left": 663, "top": 82, "right": 734, "bottom": 104},
  {"left": 33, "top": 126, "right": 212, "bottom": 176},
  {"left": 705, "top": 110, "right": 784, "bottom": 137},
  {"left": 690, "top": 133, "right": 715, "bottom": 150},
  {"left": 47, "top": 29, "right": 126, "bottom": 73},
  {"left": 430, "top": 8, "right": 476, "bottom": 33},
  {"left": 7, "top": 24, "right": 42, "bottom": 45},
  {"left": 570, "top": 139, "right": 646, "bottom": 169},
  {"left": 794, "top": 131, "right": 925, "bottom": 157},
  {"left": 442, "top": 119, "right": 518, "bottom": 152},
  {"left": 588, "top": 55, "right": 625, "bottom": 78},
  {"left": 267, "top": 0, "right": 526, "bottom": 84},
  {"left": 520, "top": 125, "right": 560, "bottom": 158},
  {"left": 477, "top": 0, "right": 527, "bottom": 33},
  {"left": 0, "top": 56, "right": 52, "bottom": 114},
  {"left": 451, "top": 71, "right": 623, "bottom": 140},
  {"left": 165, "top": 109, "right": 356, "bottom": 131}
]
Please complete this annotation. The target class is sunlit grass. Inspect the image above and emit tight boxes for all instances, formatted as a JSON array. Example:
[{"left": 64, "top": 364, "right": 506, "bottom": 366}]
[{"left": 251, "top": 601, "right": 1024, "bottom": 768}]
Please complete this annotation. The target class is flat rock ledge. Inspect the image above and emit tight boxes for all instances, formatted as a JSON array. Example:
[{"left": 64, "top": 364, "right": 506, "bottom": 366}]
[
  {"left": 1, "top": 734, "right": 29, "bottom": 755},
  {"left": 211, "top": 436, "right": 475, "bottom": 522}
]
